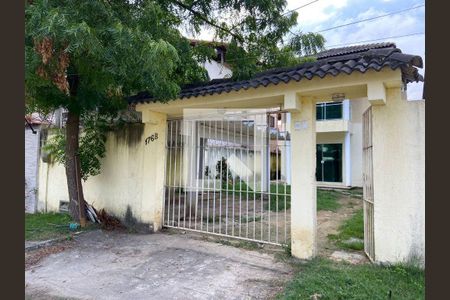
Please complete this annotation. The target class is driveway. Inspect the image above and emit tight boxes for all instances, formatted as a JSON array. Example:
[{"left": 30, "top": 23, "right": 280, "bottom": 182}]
[{"left": 25, "top": 230, "right": 292, "bottom": 300}]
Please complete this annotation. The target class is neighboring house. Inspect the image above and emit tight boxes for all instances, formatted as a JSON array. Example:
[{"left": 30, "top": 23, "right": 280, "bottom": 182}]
[
  {"left": 25, "top": 115, "right": 46, "bottom": 213},
  {"left": 195, "top": 42, "right": 396, "bottom": 189},
  {"left": 189, "top": 39, "right": 233, "bottom": 80},
  {"left": 275, "top": 98, "right": 369, "bottom": 189}
]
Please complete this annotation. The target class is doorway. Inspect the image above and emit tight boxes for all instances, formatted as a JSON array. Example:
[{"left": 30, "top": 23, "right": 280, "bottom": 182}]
[{"left": 316, "top": 143, "right": 343, "bottom": 183}]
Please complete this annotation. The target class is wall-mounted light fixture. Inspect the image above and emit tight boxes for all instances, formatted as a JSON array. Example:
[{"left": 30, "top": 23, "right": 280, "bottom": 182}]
[{"left": 331, "top": 93, "right": 345, "bottom": 102}]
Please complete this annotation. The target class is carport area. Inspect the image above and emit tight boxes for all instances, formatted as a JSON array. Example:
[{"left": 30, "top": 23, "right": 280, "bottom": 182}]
[{"left": 25, "top": 230, "right": 292, "bottom": 300}]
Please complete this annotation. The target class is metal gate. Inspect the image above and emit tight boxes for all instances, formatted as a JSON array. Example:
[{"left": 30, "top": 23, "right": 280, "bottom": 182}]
[
  {"left": 163, "top": 110, "right": 291, "bottom": 246},
  {"left": 363, "top": 106, "right": 375, "bottom": 261}
]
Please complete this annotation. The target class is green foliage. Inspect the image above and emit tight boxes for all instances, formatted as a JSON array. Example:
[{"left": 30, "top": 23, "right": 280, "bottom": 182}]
[
  {"left": 317, "top": 189, "right": 342, "bottom": 212},
  {"left": 26, "top": 0, "right": 325, "bottom": 193},
  {"left": 226, "top": 30, "right": 324, "bottom": 80},
  {"left": 44, "top": 112, "right": 112, "bottom": 181},
  {"left": 215, "top": 157, "right": 233, "bottom": 184},
  {"left": 219, "top": 185, "right": 342, "bottom": 213},
  {"left": 25, "top": 212, "right": 96, "bottom": 241},
  {"left": 279, "top": 258, "right": 425, "bottom": 300},
  {"left": 290, "top": 32, "right": 326, "bottom": 56},
  {"left": 328, "top": 209, "right": 364, "bottom": 251}
]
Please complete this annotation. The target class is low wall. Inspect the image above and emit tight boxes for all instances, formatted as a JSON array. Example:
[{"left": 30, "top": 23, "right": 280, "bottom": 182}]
[{"left": 38, "top": 124, "right": 149, "bottom": 226}]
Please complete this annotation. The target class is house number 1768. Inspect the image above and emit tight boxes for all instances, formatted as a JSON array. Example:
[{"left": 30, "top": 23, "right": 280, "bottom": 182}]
[{"left": 145, "top": 133, "right": 158, "bottom": 145}]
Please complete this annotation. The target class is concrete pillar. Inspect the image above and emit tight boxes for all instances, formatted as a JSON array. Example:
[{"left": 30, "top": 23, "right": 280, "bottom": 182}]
[
  {"left": 344, "top": 132, "right": 352, "bottom": 187},
  {"left": 141, "top": 110, "right": 167, "bottom": 232},
  {"left": 289, "top": 96, "right": 317, "bottom": 259},
  {"left": 253, "top": 114, "right": 269, "bottom": 192},
  {"left": 371, "top": 87, "right": 425, "bottom": 264},
  {"left": 343, "top": 99, "right": 351, "bottom": 121},
  {"left": 281, "top": 113, "right": 292, "bottom": 185}
]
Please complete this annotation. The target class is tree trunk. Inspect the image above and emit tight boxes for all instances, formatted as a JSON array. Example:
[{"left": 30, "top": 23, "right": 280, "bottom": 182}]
[{"left": 65, "top": 111, "right": 87, "bottom": 227}]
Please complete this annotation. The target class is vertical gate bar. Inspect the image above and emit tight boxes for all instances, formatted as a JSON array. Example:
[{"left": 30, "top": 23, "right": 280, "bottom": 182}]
[
  {"left": 276, "top": 114, "right": 279, "bottom": 244},
  {"left": 177, "top": 120, "right": 184, "bottom": 227},
  {"left": 253, "top": 115, "right": 256, "bottom": 240},
  {"left": 212, "top": 120, "right": 217, "bottom": 233},
  {"left": 187, "top": 120, "right": 191, "bottom": 229},
  {"left": 166, "top": 121, "right": 172, "bottom": 226},
  {"left": 232, "top": 121, "right": 236, "bottom": 236},
  {"left": 246, "top": 118, "right": 250, "bottom": 238},
  {"left": 183, "top": 120, "right": 189, "bottom": 228},
  {"left": 239, "top": 119, "right": 243, "bottom": 237},
  {"left": 219, "top": 118, "right": 223, "bottom": 234},
  {"left": 178, "top": 120, "right": 183, "bottom": 228},
  {"left": 284, "top": 117, "right": 288, "bottom": 244},
  {"left": 267, "top": 114, "right": 271, "bottom": 243},
  {"left": 260, "top": 117, "right": 264, "bottom": 241},
  {"left": 171, "top": 120, "right": 177, "bottom": 226},
  {"left": 225, "top": 120, "right": 230, "bottom": 235},
  {"left": 174, "top": 120, "right": 180, "bottom": 226},
  {"left": 194, "top": 121, "right": 200, "bottom": 230},
  {"left": 171, "top": 120, "right": 178, "bottom": 225},
  {"left": 207, "top": 120, "right": 212, "bottom": 232},
  {"left": 171, "top": 120, "right": 181, "bottom": 226},
  {"left": 200, "top": 121, "right": 206, "bottom": 231},
  {"left": 187, "top": 120, "right": 192, "bottom": 228}
]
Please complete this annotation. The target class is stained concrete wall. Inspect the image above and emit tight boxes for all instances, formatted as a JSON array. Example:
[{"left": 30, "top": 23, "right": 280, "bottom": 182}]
[
  {"left": 38, "top": 124, "right": 148, "bottom": 225},
  {"left": 372, "top": 88, "right": 425, "bottom": 265}
]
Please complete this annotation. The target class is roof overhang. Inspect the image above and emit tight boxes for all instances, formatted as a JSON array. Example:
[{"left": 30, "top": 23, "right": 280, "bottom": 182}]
[{"left": 135, "top": 68, "right": 402, "bottom": 118}]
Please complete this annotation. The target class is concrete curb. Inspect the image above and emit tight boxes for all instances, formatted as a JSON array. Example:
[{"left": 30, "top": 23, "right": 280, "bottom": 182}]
[{"left": 25, "top": 230, "right": 98, "bottom": 252}]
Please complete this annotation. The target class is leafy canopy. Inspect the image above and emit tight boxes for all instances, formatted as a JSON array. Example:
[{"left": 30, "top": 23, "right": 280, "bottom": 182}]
[{"left": 26, "top": 0, "right": 325, "bottom": 179}]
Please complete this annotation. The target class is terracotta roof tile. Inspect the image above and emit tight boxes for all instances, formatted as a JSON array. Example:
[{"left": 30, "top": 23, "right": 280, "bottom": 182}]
[{"left": 129, "top": 43, "right": 423, "bottom": 104}]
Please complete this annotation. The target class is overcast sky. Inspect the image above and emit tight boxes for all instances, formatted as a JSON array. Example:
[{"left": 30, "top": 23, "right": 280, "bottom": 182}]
[{"left": 186, "top": 0, "right": 425, "bottom": 100}]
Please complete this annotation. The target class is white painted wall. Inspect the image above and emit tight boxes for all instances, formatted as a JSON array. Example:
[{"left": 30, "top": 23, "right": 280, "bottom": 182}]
[
  {"left": 203, "top": 60, "right": 232, "bottom": 80},
  {"left": 25, "top": 126, "right": 40, "bottom": 213},
  {"left": 350, "top": 98, "right": 371, "bottom": 187}
]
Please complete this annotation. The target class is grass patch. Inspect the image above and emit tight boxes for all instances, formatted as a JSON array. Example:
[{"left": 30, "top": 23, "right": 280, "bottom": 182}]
[
  {"left": 328, "top": 209, "right": 364, "bottom": 251},
  {"left": 317, "top": 189, "right": 342, "bottom": 212},
  {"left": 220, "top": 184, "right": 342, "bottom": 212},
  {"left": 217, "top": 238, "right": 260, "bottom": 250},
  {"left": 222, "top": 181, "right": 291, "bottom": 212},
  {"left": 25, "top": 212, "right": 96, "bottom": 241},
  {"left": 240, "top": 215, "right": 262, "bottom": 223},
  {"left": 279, "top": 258, "right": 424, "bottom": 299},
  {"left": 202, "top": 215, "right": 221, "bottom": 224}
]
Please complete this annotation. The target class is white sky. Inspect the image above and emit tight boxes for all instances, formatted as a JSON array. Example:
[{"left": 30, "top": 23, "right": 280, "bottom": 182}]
[{"left": 185, "top": 0, "right": 425, "bottom": 100}]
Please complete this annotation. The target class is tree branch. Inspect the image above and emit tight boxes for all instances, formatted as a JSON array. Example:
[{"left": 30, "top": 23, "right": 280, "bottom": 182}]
[{"left": 169, "top": 0, "right": 243, "bottom": 42}]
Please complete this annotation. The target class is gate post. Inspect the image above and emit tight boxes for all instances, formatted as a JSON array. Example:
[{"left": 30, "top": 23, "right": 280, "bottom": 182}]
[
  {"left": 285, "top": 93, "right": 317, "bottom": 259},
  {"left": 141, "top": 110, "right": 167, "bottom": 232}
]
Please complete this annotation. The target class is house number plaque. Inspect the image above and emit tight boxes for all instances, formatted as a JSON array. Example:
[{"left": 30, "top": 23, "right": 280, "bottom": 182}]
[{"left": 145, "top": 133, "right": 158, "bottom": 145}]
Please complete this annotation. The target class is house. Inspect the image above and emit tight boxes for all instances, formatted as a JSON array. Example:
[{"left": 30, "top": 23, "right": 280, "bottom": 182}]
[
  {"left": 187, "top": 41, "right": 399, "bottom": 189},
  {"left": 189, "top": 39, "right": 233, "bottom": 80},
  {"left": 25, "top": 114, "right": 47, "bottom": 213},
  {"left": 36, "top": 42, "right": 424, "bottom": 265}
]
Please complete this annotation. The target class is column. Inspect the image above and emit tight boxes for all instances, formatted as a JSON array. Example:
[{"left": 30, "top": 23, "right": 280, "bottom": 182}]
[
  {"left": 344, "top": 131, "right": 352, "bottom": 187},
  {"left": 288, "top": 95, "right": 317, "bottom": 259},
  {"left": 141, "top": 110, "right": 167, "bottom": 232}
]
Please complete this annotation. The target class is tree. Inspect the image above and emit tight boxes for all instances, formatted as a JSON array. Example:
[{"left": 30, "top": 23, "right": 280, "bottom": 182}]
[{"left": 25, "top": 0, "right": 324, "bottom": 224}]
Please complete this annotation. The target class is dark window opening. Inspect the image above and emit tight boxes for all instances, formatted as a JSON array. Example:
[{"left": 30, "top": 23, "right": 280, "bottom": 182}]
[
  {"left": 316, "top": 143, "right": 342, "bottom": 182},
  {"left": 316, "top": 101, "right": 343, "bottom": 120}
]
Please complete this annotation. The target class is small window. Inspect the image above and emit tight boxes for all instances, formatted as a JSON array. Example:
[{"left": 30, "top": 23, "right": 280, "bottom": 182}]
[
  {"left": 316, "top": 101, "right": 343, "bottom": 120},
  {"left": 59, "top": 200, "right": 69, "bottom": 213}
]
